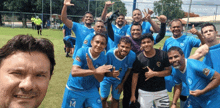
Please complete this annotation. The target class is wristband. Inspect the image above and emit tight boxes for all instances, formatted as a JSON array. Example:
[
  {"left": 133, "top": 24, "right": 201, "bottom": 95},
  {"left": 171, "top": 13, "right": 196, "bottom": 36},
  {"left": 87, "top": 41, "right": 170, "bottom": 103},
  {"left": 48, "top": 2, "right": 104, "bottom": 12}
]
[{"left": 172, "top": 103, "right": 176, "bottom": 105}]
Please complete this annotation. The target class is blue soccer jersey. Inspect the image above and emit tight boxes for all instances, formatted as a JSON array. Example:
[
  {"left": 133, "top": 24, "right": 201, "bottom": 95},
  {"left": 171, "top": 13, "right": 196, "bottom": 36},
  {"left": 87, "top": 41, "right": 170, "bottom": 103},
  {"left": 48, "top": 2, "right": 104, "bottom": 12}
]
[
  {"left": 163, "top": 35, "right": 201, "bottom": 95},
  {"left": 105, "top": 48, "right": 136, "bottom": 81},
  {"left": 110, "top": 24, "right": 129, "bottom": 48},
  {"left": 126, "top": 21, "right": 152, "bottom": 36},
  {"left": 112, "top": 24, "right": 129, "bottom": 36},
  {"left": 66, "top": 47, "right": 107, "bottom": 90},
  {"left": 173, "top": 59, "right": 220, "bottom": 107},
  {"left": 100, "top": 48, "right": 136, "bottom": 100},
  {"left": 82, "top": 32, "right": 95, "bottom": 48},
  {"left": 163, "top": 35, "right": 201, "bottom": 58},
  {"left": 203, "top": 43, "right": 220, "bottom": 73},
  {"left": 71, "top": 22, "right": 94, "bottom": 59},
  {"left": 63, "top": 24, "right": 72, "bottom": 36}
]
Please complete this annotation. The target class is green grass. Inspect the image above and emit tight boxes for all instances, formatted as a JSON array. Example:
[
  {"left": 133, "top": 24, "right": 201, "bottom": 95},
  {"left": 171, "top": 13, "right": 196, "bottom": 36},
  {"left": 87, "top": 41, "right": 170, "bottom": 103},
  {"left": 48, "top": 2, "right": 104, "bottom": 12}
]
[{"left": 0, "top": 27, "right": 199, "bottom": 108}]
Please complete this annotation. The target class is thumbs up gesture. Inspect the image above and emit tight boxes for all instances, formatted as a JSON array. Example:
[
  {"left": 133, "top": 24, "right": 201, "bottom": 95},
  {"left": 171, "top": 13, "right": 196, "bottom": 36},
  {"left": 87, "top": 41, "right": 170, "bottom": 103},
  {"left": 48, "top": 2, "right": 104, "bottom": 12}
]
[{"left": 189, "top": 25, "right": 199, "bottom": 35}]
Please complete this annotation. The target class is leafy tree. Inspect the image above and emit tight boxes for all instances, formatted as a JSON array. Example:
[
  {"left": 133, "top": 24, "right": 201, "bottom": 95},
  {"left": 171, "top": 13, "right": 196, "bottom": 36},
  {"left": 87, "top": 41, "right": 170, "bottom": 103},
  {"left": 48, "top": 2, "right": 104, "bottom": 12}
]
[
  {"left": 0, "top": 0, "right": 8, "bottom": 26},
  {"left": 153, "top": 0, "right": 184, "bottom": 21},
  {"left": 4, "top": 0, "right": 38, "bottom": 27},
  {"left": 2, "top": 0, "right": 126, "bottom": 27}
]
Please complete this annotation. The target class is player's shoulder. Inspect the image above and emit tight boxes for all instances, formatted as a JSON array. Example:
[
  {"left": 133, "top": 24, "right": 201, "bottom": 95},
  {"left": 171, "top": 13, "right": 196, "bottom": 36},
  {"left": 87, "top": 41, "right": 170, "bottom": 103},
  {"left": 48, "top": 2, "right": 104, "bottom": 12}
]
[
  {"left": 187, "top": 58, "right": 202, "bottom": 67},
  {"left": 128, "top": 50, "right": 136, "bottom": 57},
  {"left": 78, "top": 47, "right": 89, "bottom": 53},
  {"left": 106, "top": 48, "right": 116, "bottom": 55}
]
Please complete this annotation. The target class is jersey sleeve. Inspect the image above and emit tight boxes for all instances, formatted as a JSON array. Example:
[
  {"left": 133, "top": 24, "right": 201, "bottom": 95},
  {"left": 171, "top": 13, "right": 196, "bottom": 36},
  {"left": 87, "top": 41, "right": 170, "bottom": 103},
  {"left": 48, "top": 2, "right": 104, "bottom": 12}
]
[
  {"left": 203, "top": 54, "right": 213, "bottom": 68},
  {"left": 128, "top": 51, "right": 136, "bottom": 68},
  {"left": 189, "top": 36, "right": 201, "bottom": 48},
  {"left": 126, "top": 26, "right": 131, "bottom": 36},
  {"left": 71, "top": 22, "right": 79, "bottom": 33},
  {"left": 193, "top": 60, "right": 215, "bottom": 80},
  {"left": 106, "top": 50, "right": 112, "bottom": 65},
  {"left": 73, "top": 48, "right": 85, "bottom": 66},
  {"left": 62, "top": 24, "right": 65, "bottom": 29},
  {"left": 82, "top": 34, "right": 92, "bottom": 48},
  {"left": 173, "top": 70, "right": 182, "bottom": 85}
]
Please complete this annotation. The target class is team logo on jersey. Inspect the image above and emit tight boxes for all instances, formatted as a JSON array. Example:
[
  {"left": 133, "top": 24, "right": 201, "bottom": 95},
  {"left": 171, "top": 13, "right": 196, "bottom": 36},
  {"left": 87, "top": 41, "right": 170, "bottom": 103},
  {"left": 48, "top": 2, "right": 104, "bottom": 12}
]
[
  {"left": 97, "top": 98, "right": 101, "bottom": 104},
  {"left": 84, "top": 40, "right": 88, "bottom": 44},
  {"left": 69, "top": 98, "right": 76, "bottom": 107},
  {"left": 187, "top": 77, "right": 192, "bottom": 85},
  {"left": 75, "top": 56, "right": 81, "bottom": 62},
  {"left": 156, "top": 62, "right": 161, "bottom": 67},
  {"left": 203, "top": 68, "right": 210, "bottom": 76},
  {"left": 180, "top": 43, "right": 185, "bottom": 47}
]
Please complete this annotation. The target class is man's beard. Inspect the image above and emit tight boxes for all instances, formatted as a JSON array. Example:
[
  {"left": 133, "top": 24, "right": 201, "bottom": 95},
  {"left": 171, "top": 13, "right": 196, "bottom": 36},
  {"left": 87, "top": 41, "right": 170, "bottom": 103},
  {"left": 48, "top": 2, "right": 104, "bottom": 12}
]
[{"left": 85, "top": 23, "right": 92, "bottom": 26}]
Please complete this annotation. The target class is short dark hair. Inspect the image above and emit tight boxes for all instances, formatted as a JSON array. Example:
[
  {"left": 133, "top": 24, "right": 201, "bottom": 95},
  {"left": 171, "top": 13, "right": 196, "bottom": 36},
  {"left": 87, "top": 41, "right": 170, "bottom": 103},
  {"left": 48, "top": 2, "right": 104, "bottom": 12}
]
[
  {"left": 84, "top": 11, "right": 93, "bottom": 16},
  {"left": 119, "top": 37, "right": 132, "bottom": 47},
  {"left": 133, "top": 8, "right": 141, "bottom": 14},
  {"left": 170, "top": 19, "right": 183, "bottom": 27},
  {"left": 201, "top": 23, "right": 216, "bottom": 34},
  {"left": 167, "top": 46, "right": 184, "bottom": 55},
  {"left": 0, "top": 35, "right": 56, "bottom": 76},
  {"left": 131, "top": 22, "right": 142, "bottom": 31},
  {"left": 92, "top": 33, "right": 108, "bottom": 44},
  {"left": 140, "top": 33, "right": 154, "bottom": 41},
  {"left": 118, "top": 14, "right": 125, "bottom": 18}
]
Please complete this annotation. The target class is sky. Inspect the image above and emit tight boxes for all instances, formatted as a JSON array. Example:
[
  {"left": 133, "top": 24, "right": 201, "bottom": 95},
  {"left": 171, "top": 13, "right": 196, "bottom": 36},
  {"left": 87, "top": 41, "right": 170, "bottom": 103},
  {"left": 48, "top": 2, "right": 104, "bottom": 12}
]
[{"left": 119, "top": 0, "right": 220, "bottom": 17}]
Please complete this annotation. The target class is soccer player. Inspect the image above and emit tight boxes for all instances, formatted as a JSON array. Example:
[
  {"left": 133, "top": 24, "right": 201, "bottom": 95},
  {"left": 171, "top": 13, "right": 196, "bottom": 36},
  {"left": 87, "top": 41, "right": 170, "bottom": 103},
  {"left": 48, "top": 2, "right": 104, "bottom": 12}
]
[
  {"left": 61, "top": 33, "right": 114, "bottom": 108},
  {"left": 130, "top": 33, "right": 171, "bottom": 108},
  {"left": 101, "top": 1, "right": 130, "bottom": 48},
  {"left": 189, "top": 23, "right": 220, "bottom": 73},
  {"left": 63, "top": 24, "right": 76, "bottom": 57},
  {"left": 0, "top": 35, "right": 56, "bottom": 108},
  {"left": 31, "top": 16, "right": 35, "bottom": 29},
  {"left": 162, "top": 19, "right": 205, "bottom": 108},
  {"left": 34, "top": 16, "right": 42, "bottom": 35},
  {"left": 126, "top": 8, "right": 160, "bottom": 36},
  {"left": 100, "top": 37, "right": 136, "bottom": 108},
  {"left": 123, "top": 15, "right": 167, "bottom": 108},
  {"left": 61, "top": 0, "right": 95, "bottom": 60},
  {"left": 167, "top": 46, "right": 220, "bottom": 108}
]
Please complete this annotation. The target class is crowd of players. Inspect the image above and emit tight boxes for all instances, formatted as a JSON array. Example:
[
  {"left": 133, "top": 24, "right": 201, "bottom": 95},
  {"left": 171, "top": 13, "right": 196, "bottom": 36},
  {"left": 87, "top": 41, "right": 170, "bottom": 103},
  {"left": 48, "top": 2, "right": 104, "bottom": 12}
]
[{"left": 60, "top": 0, "right": 220, "bottom": 108}]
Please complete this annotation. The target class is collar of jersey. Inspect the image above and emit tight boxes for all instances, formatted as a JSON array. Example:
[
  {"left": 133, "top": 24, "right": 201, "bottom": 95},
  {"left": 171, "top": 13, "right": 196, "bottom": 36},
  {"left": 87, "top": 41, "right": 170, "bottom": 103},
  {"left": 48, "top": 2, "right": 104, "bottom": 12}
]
[
  {"left": 172, "top": 34, "right": 186, "bottom": 39},
  {"left": 113, "top": 48, "right": 127, "bottom": 61},
  {"left": 180, "top": 58, "right": 187, "bottom": 74},
  {"left": 88, "top": 47, "right": 100, "bottom": 60},
  {"left": 116, "top": 24, "right": 123, "bottom": 29}
]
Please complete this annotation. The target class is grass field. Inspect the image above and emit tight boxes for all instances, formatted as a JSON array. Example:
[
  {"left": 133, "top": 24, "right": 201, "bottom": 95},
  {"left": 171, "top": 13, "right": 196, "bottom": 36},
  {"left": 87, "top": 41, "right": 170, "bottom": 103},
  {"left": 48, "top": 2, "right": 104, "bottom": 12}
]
[{"left": 0, "top": 27, "right": 198, "bottom": 108}]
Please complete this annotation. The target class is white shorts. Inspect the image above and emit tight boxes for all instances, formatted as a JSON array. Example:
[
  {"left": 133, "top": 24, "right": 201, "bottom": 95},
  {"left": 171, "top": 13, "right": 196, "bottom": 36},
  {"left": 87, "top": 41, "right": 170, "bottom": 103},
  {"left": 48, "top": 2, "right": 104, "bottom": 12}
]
[{"left": 138, "top": 89, "right": 170, "bottom": 108}]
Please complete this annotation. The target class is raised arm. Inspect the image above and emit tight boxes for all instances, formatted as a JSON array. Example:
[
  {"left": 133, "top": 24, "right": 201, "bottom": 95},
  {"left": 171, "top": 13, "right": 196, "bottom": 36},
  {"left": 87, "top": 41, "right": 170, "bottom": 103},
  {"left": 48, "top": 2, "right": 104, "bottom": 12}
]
[
  {"left": 189, "top": 24, "right": 206, "bottom": 45},
  {"left": 61, "top": 0, "right": 74, "bottom": 29},
  {"left": 154, "top": 15, "right": 167, "bottom": 43},
  {"left": 106, "top": 16, "right": 114, "bottom": 41},
  {"left": 189, "top": 44, "right": 209, "bottom": 60},
  {"left": 101, "top": 1, "right": 114, "bottom": 21},
  {"left": 143, "top": 8, "right": 160, "bottom": 33}
]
